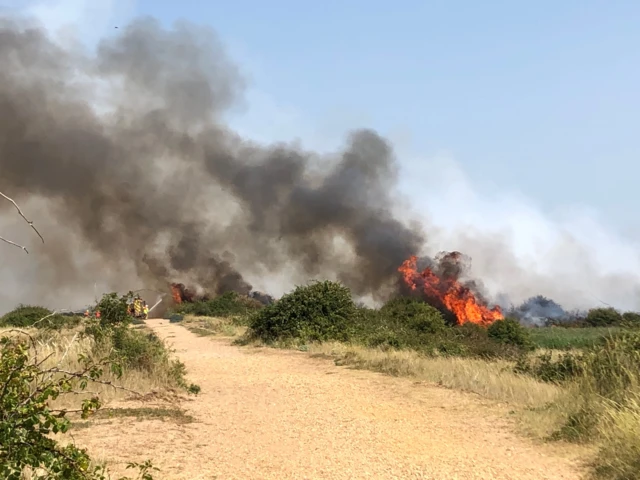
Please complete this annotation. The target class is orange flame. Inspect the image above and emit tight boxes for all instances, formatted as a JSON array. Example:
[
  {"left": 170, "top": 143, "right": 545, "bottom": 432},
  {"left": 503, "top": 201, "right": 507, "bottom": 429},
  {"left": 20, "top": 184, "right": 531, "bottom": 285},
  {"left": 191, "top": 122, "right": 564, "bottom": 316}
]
[
  {"left": 170, "top": 283, "right": 183, "bottom": 304},
  {"left": 398, "top": 255, "right": 503, "bottom": 326}
]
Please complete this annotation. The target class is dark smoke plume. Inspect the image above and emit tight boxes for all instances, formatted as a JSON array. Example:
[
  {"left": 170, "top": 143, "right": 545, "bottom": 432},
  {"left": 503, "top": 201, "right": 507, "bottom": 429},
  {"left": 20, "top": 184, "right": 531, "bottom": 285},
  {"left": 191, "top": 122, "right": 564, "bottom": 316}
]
[{"left": 0, "top": 15, "right": 425, "bottom": 309}]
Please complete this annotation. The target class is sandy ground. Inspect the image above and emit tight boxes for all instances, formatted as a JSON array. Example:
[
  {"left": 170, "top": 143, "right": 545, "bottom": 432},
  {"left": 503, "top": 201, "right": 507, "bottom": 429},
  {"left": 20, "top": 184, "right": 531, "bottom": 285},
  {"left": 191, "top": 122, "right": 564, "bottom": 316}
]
[{"left": 71, "top": 319, "right": 585, "bottom": 479}]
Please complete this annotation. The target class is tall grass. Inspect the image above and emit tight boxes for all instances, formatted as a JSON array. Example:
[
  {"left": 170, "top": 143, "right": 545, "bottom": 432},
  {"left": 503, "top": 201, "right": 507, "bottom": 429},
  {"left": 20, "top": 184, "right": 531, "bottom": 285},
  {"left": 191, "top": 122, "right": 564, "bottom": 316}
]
[
  {"left": 517, "top": 331, "right": 640, "bottom": 479},
  {"left": 529, "top": 326, "right": 621, "bottom": 350},
  {"left": 591, "top": 394, "right": 640, "bottom": 479}
]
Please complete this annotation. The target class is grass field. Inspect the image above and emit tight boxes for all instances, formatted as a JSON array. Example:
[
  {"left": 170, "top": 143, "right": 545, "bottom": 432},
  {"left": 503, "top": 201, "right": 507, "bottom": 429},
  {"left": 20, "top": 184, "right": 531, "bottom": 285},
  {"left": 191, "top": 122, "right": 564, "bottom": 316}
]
[{"left": 528, "top": 326, "right": 621, "bottom": 350}]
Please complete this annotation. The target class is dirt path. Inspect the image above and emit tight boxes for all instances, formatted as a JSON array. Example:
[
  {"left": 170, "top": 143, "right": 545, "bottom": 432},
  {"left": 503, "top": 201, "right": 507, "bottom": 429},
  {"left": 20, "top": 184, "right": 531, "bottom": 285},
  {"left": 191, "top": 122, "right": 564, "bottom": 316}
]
[{"left": 74, "top": 319, "right": 585, "bottom": 479}]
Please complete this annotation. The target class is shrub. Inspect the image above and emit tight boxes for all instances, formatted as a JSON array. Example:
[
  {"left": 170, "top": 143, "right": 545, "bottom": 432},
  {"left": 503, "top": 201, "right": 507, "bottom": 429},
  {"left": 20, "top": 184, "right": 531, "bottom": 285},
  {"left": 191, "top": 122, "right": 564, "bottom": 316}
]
[
  {"left": 85, "top": 293, "right": 194, "bottom": 391},
  {"left": 345, "top": 299, "right": 447, "bottom": 352},
  {"left": 622, "top": 311, "right": 640, "bottom": 327},
  {"left": 175, "top": 292, "right": 262, "bottom": 318},
  {"left": 380, "top": 297, "right": 446, "bottom": 334},
  {"left": 487, "top": 318, "right": 534, "bottom": 350},
  {"left": 585, "top": 307, "right": 623, "bottom": 327},
  {"left": 344, "top": 302, "right": 520, "bottom": 359},
  {"left": 249, "top": 281, "right": 356, "bottom": 343},
  {"left": 0, "top": 305, "right": 78, "bottom": 330},
  {"left": 450, "top": 322, "right": 522, "bottom": 359},
  {"left": 96, "top": 292, "right": 132, "bottom": 328}
]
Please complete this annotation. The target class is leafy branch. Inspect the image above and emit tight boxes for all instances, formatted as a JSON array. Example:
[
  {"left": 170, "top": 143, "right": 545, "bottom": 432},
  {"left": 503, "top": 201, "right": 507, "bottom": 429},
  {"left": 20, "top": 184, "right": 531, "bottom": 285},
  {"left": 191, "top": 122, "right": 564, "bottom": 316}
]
[{"left": 0, "top": 329, "right": 154, "bottom": 479}]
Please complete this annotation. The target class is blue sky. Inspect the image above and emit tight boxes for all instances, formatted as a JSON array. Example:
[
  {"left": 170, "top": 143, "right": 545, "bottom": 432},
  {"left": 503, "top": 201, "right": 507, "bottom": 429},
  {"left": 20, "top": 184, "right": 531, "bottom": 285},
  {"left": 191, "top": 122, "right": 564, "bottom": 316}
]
[
  {"left": 137, "top": 0, "right": 640, "bottom": 233},
  {"left": 4, "top": 0, "right": 640, "bottom": 308},
  {"left": 5, "top": 0, "right": 639, "bottom": 230}
]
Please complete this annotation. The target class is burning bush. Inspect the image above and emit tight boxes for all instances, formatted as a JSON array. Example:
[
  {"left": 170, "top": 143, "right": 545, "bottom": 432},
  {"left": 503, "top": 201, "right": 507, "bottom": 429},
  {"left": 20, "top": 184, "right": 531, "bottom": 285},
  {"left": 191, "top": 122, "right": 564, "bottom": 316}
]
[
  {"left": 248, "top": 280, "right": 356, "bottom": 343},
  {"left": 398, "top": 253, "right": 503, "bottom": 326}
]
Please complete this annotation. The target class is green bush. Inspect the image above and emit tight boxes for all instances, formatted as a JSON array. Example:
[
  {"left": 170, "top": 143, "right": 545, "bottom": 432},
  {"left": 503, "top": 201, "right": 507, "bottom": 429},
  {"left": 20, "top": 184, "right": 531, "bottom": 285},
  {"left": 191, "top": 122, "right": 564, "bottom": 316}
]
[
  {"left": 585, "top": 307, "right": 623, "bottom": 327},
  {"left": 85, "top": 293, "right": 195, "bottom": 391},
  {"left": 349, "top": 299, "right": 447, "bottom": 350},
  {"left": 249, "top": 281, "right": 356, "bottom": 343},
  {"left": 96, "top": 292, "right": 131, "bottom": 327},
  {"left": 0, "top": 305, "right": 78, "bottom": 330},
  {"left": 340, "top": 300, "right": 521, "bottom": 359},
  {"left": 622, "top": 311, "right": 640, "bottom": 327},
  {"left": 379, "top": 297, "right": 447, "bottom": 334},
  {"left": 450, "top": 322, "right": 523, "bottom": 359},
  {"left": 487, "top": 318, "right": 534, "bottom": 350},
  {"left": 175, "top": 292, "right": 263, "bottom": 318}
]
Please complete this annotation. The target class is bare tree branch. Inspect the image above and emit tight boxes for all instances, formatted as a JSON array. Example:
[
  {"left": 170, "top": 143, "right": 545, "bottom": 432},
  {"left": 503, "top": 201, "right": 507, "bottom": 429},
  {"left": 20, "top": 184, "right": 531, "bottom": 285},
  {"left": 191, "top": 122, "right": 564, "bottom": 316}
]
[
  {"left": 0, "top": 235, "right": 30, "bottom": 253},
  {"left": 0, "top": 189, "right": 44, "bottom": 254}
]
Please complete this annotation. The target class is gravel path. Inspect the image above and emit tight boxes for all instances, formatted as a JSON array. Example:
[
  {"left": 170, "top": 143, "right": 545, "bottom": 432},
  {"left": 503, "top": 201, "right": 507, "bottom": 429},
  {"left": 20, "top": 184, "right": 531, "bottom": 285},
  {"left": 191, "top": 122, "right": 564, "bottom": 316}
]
[{"left": 75, "top": 319, "right": 584, "bottom": 479}]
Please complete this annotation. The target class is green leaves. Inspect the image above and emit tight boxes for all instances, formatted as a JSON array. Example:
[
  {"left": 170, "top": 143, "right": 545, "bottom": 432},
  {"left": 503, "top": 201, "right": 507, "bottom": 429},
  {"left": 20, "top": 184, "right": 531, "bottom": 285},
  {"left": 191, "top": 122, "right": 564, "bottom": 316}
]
[
  {"left": 0, "top": 330, "right": 157, "bottom": 479},
  {"left": 249, "top": 280, "right": 356, "bottom": 343},
  {"left": 0, "top": 336, "right": 93, "bottom": 478}
]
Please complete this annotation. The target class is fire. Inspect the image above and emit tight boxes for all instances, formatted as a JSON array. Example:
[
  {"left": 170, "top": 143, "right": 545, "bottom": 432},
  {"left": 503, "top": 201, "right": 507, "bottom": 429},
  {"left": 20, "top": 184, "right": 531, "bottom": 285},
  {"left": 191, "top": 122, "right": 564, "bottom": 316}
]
[
  {"left": 398, "top": 254, "right": 503, "bottom": 326},
  {"left": 170, "top": 283, "right": 198, "bottom": 304},
  {"left": 170, "top": 284, "right": 182, "bottom": 304}
]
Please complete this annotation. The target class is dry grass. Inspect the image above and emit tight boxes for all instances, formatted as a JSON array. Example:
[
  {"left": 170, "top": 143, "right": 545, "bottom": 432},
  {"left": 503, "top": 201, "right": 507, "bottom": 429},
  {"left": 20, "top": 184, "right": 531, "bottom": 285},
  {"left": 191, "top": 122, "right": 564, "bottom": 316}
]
[
  {"left": 307, "top": 341, "right": 564, "bottom": 408},
  {"left": 590, "top": 393, "right": 640, "bottom": 479},
  {"left": 182, "top": 315, "right": 247, "bottom": 338},
  {"left": 1, "top": 324, "right": 182, "bottom": 479},
  {"left": 0, "top": 325, "right": 174, "bottom": 411}
]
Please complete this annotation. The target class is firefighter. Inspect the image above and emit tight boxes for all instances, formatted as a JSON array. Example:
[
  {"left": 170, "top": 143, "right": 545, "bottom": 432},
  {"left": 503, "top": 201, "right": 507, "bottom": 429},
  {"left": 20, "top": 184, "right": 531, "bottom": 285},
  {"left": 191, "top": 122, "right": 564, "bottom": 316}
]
[
  {"left": 134, "top": 295, "right": 142, "bottom": 318},
  {"left": 95, "top": 310, "right": 101, "bottom": 319},
  {"left": 143, "top": 302, "right": 149, "bottom": 320},
  {"left": 84, "top": 309, "right": 89, "bottom": 317}
]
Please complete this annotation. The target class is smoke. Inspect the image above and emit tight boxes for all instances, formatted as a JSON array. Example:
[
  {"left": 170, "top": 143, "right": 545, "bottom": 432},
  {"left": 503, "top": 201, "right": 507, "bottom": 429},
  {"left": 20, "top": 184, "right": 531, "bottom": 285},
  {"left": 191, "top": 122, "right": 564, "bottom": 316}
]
[
  {"left": 402, "top": 155, "right": 640, "bottom": 313},
  {"left": 507, "top": 295, "right": 573, "bottom": 327},
  {"left": 2, "top": 10, "right": 640, "bottom": 315},
  {"left": 0, "top": 14, "right": 423, "bottom": 311}
]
